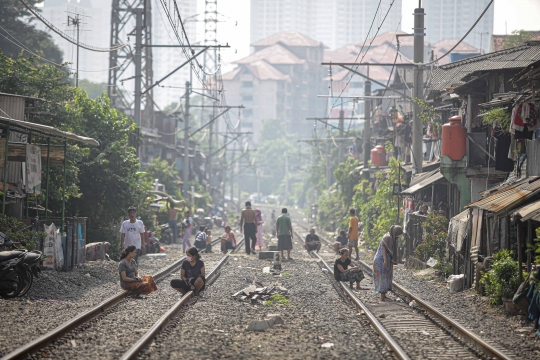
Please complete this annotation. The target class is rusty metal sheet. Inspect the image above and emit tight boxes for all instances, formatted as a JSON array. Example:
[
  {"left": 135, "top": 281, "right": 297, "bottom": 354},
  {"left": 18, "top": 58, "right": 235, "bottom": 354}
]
[{"left": 466, "top": 176, "right": 540, "bottom": 214}]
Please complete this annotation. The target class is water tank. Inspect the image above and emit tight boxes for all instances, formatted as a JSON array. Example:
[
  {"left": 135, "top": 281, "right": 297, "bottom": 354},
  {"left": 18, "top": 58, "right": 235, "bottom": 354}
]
[
  {"left": 371, "top": 145, "right": 386, "bottom": 166},
  {"left": 442, "top": 116, "right": 466, "bottom": 161}
]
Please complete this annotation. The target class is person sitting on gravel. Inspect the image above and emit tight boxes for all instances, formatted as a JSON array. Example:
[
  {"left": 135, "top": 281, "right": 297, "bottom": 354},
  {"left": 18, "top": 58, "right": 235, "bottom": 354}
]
[
  {"left": 170, "top": 247, "right": 206, "bottom": 296},
  {"left": 304, "top": 228, "right": 321, "bottom": 253},
  {"left": 333, "top": 230, "right": 348, "bottom": 254},
  {"left": 119, "top": 245, "right": 158, "bottom": 298},
  {"left": 220, "top": 225, "right": 236, "bottom": 254},
  {"left": 194, "top": 226, "right": 207, "bottom": 250},
  {"left": 334, "top": 248, "right": 364, "bottom": 289}
]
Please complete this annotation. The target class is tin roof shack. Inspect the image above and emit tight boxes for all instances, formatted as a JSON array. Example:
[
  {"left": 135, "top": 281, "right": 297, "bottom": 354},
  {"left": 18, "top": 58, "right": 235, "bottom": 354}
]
[
  {"left": 426, "top": 42, "right": 540, "bottom": 218},
  {"left": 0, "top": 93, "right": 99, "bottom": 232},
  {"left": 465, "top": 176, "right": 540, "bottom": 290},
  {"left": 512, "top": 199, "right": 540, "bottom": 284}
]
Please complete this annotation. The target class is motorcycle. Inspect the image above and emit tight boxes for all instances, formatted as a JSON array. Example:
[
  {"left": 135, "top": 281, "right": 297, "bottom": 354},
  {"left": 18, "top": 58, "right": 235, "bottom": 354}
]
[
  {"left": 0, "top": 232, "right": 41, "bottom": 298},
  {"left": 159, "top": 224, "right": 173, "bottom": 245},
  {"left": 148, "top": 232, "right": 162, "bottom": 253}
]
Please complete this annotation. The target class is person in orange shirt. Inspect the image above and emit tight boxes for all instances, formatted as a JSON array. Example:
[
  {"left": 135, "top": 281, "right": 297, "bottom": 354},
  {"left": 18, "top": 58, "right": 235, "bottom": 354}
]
[{"left": 347, "top": 208, "right": 360, "bottom": 260}]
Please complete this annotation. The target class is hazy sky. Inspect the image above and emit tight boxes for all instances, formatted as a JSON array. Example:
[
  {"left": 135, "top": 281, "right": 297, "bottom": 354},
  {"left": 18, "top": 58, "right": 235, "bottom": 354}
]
[{"left": 202, "top": 0, "right": 540, "bottom": 66}]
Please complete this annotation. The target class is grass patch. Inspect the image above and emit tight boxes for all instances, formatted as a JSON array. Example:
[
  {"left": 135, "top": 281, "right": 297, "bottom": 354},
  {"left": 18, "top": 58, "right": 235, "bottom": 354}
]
[
  {"left": 282, "top": 271, "right": 291, "bottom": 276},
  {"left": 263, "top": 300, "right": 274, "bottom": 306},
  {"left": 270, "top": 294, "right": 291, "bottom": 305}
]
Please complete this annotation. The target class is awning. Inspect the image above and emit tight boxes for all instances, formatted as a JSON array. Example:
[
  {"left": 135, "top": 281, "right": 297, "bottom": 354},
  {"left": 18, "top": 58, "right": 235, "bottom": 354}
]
[
  {"left": 467, "top": 176, "right": 540, "bottom": 215},
  {"left": 514, "top": 198, "right": 540, "bottom": 222},
  {"left": 402, "top": 169, "right": 445, "bottom": 195},
  {"left": 0, "top": 116, "right": 99, "bottom": 146}
]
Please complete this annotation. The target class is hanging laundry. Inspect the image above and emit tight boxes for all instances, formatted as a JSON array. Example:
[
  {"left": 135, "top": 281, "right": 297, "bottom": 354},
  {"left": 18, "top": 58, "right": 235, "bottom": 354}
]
[
  {"left": 494, "top": 132, "right": 514, "bottom": 172},
  {"left": 511, "top": 103, "right": 540, "bottom": 135}
]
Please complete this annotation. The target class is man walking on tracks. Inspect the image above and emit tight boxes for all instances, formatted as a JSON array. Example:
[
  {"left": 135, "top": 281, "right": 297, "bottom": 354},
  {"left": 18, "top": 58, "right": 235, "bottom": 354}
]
[
  {"left": 276, "top": 208, "right": 293, "bottom": 261},
  {"left": 348, "top": 208, "right": 360, "bottom": 260},
  {"left": 120, "top": 206, "right": 145, "bottom": 262},
  {"left": 240, "top": 201, "right": 258, "bottom": 255}
]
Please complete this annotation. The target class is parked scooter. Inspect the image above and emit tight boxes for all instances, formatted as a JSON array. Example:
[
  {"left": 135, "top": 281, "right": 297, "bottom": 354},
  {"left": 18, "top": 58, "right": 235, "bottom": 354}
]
[
  {"left": 159, "top": 224, "right": 173, "bottom": 245},
  {"left": 148, "top": 232, "right": 162, "bottom": 253},
  {"left": 0, "top": 232, "right": 41, "bottom": 298}
]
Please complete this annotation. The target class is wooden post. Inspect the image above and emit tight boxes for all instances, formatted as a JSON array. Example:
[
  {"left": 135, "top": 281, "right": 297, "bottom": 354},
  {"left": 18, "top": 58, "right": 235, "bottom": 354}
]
[
  {"left": 45, "top": 137, "right": 51, "bottom": 219},
  {"left": 527, "top": 220, "right": 533, "bottom": 273},
  {"left": 2, "top": 127, "right": 9, "bottom": 215},
  {"left": 517, "top": 220, "right": 523, "bottom": 283}
]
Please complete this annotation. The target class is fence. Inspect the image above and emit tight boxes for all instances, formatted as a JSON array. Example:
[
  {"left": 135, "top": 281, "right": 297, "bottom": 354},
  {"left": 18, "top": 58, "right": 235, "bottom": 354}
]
[{"left": 36, "top": 217, "right": 87, "bottom": 271}]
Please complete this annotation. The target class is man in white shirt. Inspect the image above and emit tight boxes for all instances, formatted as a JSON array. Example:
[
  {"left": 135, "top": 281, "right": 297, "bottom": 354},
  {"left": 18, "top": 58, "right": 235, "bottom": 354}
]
[{"left": 120, "top": 206, "right": 145, "bottom": 262}]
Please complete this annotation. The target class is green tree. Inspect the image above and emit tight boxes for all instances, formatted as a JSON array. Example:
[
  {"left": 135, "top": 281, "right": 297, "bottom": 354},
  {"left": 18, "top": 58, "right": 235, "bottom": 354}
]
[
  {"left": 78, "top": 79, "right": 108, "bottom": 99},
  {"left": 0, "top": 0, "right": 63, "bottom": 64},
  {"left": 145, "top": 158, "right": 182, "bottom": 198}
]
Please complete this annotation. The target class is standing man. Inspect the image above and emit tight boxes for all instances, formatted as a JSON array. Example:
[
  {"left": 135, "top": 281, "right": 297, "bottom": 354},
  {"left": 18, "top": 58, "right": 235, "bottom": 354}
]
[
  {"left": 120, "top": 206, "right": 145, "bottom": 262},
  {"left": 182, "top": 210, "right": 193, "bottom": 252},
  {"left": 240, "top": 201, "right": 257, "bottom": 254},
  {"left": 304, "top": 228, "right": 321, "bottom": 253},
  {"left": 348, "top": 208, "right": 360, "bottom": 260},
  {"left": 168, "top": 201, "right": 181, "bottom": 244},
  {"left": 276, "top": 208, "right": 293, "bottom": 261}
]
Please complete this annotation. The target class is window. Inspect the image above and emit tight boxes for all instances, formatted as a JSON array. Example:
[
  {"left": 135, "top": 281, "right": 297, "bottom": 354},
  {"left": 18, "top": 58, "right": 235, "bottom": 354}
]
[
  {"left": 244, "top": 109, "right": 253, "bottom": 117},
  {"left": 242, "top": 95, "right": 253, "bottom": 102},
  {"left": 242, "top": 81, "right": 254, "bottom": 88}
]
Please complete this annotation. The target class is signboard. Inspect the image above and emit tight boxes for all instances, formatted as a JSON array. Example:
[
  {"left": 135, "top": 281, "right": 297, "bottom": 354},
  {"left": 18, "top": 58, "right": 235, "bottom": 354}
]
[
  {"left": 393, "top": 183, "right": 408, "bottom": 195},
  {"left": 43, "top": 223, "right": 56, "bottom": 268},
  {"left": 26, "top": 144, "right": 42, "bottom": 194}
]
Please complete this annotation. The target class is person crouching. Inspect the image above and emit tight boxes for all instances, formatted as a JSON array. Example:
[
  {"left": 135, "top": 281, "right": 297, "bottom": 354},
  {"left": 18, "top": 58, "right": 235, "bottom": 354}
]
[
  {"left": 170, "top": 247, "right": 206, "bottom": 296},
  {"left": 118, "top": 245, "right": 157, "bottom": 298},
  {"left": 334, "top": 248, "right": 364, "bottom": 289}
]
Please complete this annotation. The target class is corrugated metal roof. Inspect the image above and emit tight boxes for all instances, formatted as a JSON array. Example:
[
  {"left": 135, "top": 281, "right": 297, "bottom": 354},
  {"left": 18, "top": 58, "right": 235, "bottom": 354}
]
[
  {"left": 514, "top": 199, "right": 540, "bottom": 222},
  {"left": 430, "top": 43, "right": 540, "bottom": 93},
  {"left": 466, "top": 176, "right": 540, "bottom": 214},
  {"left": 402, "top": 169, "right": 445, "bottom": 195}
]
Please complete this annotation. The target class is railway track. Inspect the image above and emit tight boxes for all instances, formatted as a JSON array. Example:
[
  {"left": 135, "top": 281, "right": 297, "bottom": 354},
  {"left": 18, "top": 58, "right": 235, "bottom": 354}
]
[
  {"left": 0, "top": 237, "right": 243, "bottom": 360},
  {"left": 292, "top": 222, "right": 515, "bottom": 360}
]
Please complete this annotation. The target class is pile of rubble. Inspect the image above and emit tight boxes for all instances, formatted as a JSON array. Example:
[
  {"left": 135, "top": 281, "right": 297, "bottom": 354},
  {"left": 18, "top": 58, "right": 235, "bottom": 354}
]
[{"left": 232, "top": 283, "right": 288, "bottom": 304}]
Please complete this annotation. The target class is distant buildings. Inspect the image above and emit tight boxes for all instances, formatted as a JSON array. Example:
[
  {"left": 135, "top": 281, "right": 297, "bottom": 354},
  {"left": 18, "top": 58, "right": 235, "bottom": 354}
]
[
  {"left": 424, "top": 0, "right": 494, "bottom": 54},
  {"left": 222, "top": 32, "right": 326, "bottom": 141},
  {"left": 250, "top": 0, "right": 402, "bottom": 50}
]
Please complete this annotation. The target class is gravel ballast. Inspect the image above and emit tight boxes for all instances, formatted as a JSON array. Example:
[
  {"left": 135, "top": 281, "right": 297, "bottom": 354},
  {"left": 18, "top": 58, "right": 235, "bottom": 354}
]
[
  {"left": 0, "top": 242, "right": 193, "bottom": 357},
  {"left": 144, "top": 235, "right": 386, "bottom": 359}
]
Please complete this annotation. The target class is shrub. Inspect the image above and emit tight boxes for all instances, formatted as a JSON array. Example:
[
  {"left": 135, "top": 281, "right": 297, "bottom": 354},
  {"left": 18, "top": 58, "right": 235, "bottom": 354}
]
[
  {"left": 480, "top": 249, "right": 521, "bottom": 304},
  {"left": 0, "top": 215, "right": 45, "bottom": 251},
  {"left": 414, "top": 213, "right": 448, "bottom": 262}
]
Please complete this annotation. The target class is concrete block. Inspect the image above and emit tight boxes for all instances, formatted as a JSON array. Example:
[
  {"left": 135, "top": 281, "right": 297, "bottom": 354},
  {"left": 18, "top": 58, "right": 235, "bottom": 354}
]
[
  {"left": 258, "top": 251, "right": 278, "bottom": 260},
  {"left": 246, "top": 320, "right": 270, "bottom": 332},
  {"left": 265, "top": 314, "right": 284, "bottom": 325}
]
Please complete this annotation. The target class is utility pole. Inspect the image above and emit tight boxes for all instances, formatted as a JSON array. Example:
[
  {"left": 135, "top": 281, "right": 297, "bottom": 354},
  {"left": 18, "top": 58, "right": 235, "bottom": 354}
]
[
  {"left": 363, "top": 79, "right": 371, "bottom": 168},
  {"left": 230, "top": 141, "right": 235, "bottom": 206},
  {"left": 338, "top": 105, "right": 345, "bottom": 163},
  {"left": 183, "top": 81, "right": 191, "bottom": 199},
  {"left": 325, "top": 132, "right": 331, "bottom": 188},
  {"left": 285, "top": 152, "right": 289, "bottom": 200},
  {"left": 133, "top": 8, "right": 143, "bottom": 128},
  {"left": 412, "top": 2, "right": 425, "bottom": 174}
]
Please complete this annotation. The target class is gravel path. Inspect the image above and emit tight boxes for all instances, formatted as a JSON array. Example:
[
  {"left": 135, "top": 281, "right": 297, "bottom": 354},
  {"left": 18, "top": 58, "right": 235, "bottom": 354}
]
[
  {"left": 0, "top": 242, "right": 191, "bottom": 357},
  {"left": 34, "top": 252, "right": 225, "bottom": 360},
  {"left": 288, "top": 218, "right": 532, "bottom": 359},
  {"left": 142, "top": 227, "right": 386, "bottom": 360}
]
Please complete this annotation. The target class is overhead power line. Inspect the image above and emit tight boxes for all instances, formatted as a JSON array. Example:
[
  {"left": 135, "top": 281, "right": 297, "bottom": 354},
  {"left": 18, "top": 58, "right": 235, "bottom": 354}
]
[
  {"left": 18, "top": 0, "right": 128, "bottom": 52},
  {"left": 397, "top": 0, "right": 494, "bottom": 66}
]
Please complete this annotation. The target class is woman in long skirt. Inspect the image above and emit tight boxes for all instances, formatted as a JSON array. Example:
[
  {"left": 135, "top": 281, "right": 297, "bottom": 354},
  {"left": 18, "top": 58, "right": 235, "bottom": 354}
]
[
  {"left": 255, "top": 209, "right": 265, "bottom": 250},
  {"left": 373, "top": 225, "right": 403, "bottom": 302},
  {"left": 119, "top": 245, "right": 158, "bottom": 298}
]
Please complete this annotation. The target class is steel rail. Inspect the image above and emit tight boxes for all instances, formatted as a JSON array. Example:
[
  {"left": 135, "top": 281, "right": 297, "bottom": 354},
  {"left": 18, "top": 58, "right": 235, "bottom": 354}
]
[
  {"left": 1, "top": 238, "right": 222, "bottom": 360},
  {"left": 120, "top": 237, "right": 244, "bottom": 360},
  {"left": 292, "top": 229, "right": 411, "bottom": 360},
  {"left": 293, "top": 222, "right": 513, "bottom": 360}
]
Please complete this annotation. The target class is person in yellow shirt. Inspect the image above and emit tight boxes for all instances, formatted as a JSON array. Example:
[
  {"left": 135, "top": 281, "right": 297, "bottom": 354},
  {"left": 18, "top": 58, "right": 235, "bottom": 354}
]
[{"left": 347, "top": 208, "right": 360, "bottom": 260}]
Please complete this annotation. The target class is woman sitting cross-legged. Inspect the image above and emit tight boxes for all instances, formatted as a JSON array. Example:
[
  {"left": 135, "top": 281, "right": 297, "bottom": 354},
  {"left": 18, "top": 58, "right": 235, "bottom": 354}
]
[
  {"left": 334, "top": 248, "right": 365, "bottom": 289},
  {"left": 119, "top": 245, "right": 158, "bottom": 298},
  {"left": 170, "top": 247, "right": 206, "bottom": 296}
]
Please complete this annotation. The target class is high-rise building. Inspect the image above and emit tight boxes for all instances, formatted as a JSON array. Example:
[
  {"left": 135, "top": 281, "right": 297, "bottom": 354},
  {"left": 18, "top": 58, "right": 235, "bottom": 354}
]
[
  {"left": 250, "top": 0, "right": 402, "bottom": 50},
  {"left": 424, "top": 0, "right": 494, "bottom": 54}
]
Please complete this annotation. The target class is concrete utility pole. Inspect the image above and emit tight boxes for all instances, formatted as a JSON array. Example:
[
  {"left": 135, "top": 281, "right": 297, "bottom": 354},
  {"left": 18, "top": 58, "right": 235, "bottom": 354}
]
[
  {"left": 183, "top": 81, "right": 191, "bottom": 199},
  {"left": 284, "top": 152, "right": 289, "bottom": 200},
  {"left": 325, "top": 132, "right": 331, "bottom": 189},
  {"left": 133, "top": 8, "right": 143, "bottom": 127},
  {"left": 412, "top": 3, "right": 425, "bottom": 174},
  {"left": 230, "top": 141, "right": 236, "bottom": 206},
  {"left": 363, "top": 79, "right": 371, "bottom": 167},
  {"left": 338, "top": 106, "right": 345, "bottom": 163}
]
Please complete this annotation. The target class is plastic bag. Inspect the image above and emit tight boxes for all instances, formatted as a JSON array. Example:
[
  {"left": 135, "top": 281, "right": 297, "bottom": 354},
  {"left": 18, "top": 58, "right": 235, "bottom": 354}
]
[{"left": 447, "top": 274, "right": 464, "bottom": 293}]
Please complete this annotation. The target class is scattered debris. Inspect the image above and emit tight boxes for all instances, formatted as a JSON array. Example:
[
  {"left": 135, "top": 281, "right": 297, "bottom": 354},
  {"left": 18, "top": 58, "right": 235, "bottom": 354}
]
[
  {"left": 321, "top": 343, "right": 334, "bottom": 348},
  {"left": 421, "top": 330, "right": 430, "bottom": 336},
  {"left": 233, "top": 283, "right": 288, "bottom": 304},
  {"left": 426, "top": 257, "right": 438, "bottom": 267},
  {"left": 409, "top": 300, "right": 417, "bottom": 308},
  {"left": 246, "top": 314, "right": 284, "bottom": 332}
]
